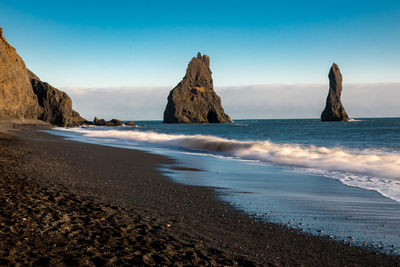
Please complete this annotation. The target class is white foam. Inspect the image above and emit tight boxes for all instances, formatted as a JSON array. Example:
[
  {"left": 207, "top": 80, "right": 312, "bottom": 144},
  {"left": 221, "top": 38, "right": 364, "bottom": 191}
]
[
  {"left": 294, "top": 168, "right": 400, "bottom": 202},
  {"left": 56, "top": 127, "right": 400, "bottom": 202}
]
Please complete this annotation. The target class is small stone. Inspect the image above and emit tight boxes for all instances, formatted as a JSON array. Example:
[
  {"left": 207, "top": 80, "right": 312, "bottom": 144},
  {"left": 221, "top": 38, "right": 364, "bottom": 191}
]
[{"left": 93, "top": 117, "right": 126, "bottom": 127}]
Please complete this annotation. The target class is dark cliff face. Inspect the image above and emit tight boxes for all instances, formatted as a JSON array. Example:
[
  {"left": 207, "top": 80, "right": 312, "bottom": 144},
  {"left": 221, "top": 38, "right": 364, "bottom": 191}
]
[
  {"left": 28, "top": 70, "right": 85, "bottom": 127},
  {"left": 0, "top": 27, "right": 85, "bottom": 126},
  {"left": 163, "top": 52, "right": 231, "bottom": 123},
  {"left": 321, "top": 63, "right": 349, "bottom": 121}
]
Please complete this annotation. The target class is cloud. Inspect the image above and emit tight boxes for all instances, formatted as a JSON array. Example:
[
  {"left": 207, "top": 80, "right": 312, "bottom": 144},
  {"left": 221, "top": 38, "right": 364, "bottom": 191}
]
[
  {"left": 62, "top": 83, "right": 400, "bottom": 120},
  {"left": 62, "top": 86, "right": 170, "bottom": 120},
  {"left": 218, "top": 83, "right": 400, "bottom": 119}
]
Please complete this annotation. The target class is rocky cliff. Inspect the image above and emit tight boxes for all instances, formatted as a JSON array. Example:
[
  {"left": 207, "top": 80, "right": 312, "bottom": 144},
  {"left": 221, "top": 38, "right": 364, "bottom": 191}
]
[
  {"left": 163, "top": 52, "right": 231, "bottom": 123},
  {"left": 321, "top": 63, "right": 349, "bottom": 121},
  {"left": 0, "top": 28, "right": 41, "bottom": 119},
  {"left": 29, "top": 70, "right": 85, "bottom": 127},
  {"left": 0, "top": 27, "right": 85, "bottom": 126}
]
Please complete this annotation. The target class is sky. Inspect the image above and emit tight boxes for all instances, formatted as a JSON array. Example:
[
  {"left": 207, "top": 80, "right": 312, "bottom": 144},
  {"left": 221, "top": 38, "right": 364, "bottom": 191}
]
[{"left": 1, "top": 0, "right": 399, "bottom": 119}]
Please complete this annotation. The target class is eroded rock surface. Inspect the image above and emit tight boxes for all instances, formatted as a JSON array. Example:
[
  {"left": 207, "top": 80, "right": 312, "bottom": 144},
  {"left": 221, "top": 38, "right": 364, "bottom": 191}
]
[
  {"left": 0, "top": 27, "right": 85, "bottom": 126},
  {"left": 0, "top": 27, "right": 41, "bottom": 119},
  {"left": 163, "top": 52, "right": 231, "bottom": 123},
  {"left": 321, "top": 63, "right": 349, "bottom": 121},
  {"left": 29, "top": 71, "right": 85, "bottom": 127}
]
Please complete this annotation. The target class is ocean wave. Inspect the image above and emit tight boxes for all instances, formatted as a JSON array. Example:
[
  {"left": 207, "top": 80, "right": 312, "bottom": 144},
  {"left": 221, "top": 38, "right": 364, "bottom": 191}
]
[
  {"left": 57, "top": 127, "right": 400, "bottom": 201},
  {"left": 294, "top": 168, "right": 400, "bottom": 202}
]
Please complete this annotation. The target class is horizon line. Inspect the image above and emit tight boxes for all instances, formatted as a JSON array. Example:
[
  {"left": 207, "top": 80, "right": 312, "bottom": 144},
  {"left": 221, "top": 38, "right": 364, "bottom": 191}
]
[
  {"left": 61, "top": 82, "right": 400, "bottom": 91},
  {"left": 103, "top": 116, "right": 400, "bottom": 122}
]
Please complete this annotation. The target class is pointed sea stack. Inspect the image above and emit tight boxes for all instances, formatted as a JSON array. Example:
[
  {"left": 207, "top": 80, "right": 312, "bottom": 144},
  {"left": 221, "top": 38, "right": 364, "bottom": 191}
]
[
  {"left": 321, "top": 63, "right": 349, "bottom": 121},
  {"left": 163, "top": 52, "right": 231, "bottom": 123}
]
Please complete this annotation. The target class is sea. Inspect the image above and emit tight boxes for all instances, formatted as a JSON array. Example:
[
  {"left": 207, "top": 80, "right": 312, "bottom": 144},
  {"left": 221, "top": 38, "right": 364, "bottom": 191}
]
[{"left": 49, "top": 118, "right": 400, "bottom": 255}]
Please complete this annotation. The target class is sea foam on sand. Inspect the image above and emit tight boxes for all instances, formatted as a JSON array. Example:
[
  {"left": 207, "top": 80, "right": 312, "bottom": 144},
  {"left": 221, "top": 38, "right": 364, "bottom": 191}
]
[{"left": 56, "top": 127, "right": 400, "bottom": 202}]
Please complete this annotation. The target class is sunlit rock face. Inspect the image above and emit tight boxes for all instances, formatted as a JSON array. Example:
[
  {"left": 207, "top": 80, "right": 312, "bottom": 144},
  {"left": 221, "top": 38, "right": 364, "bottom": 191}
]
[
  {"left": 0, "top": 27, "right": 85, "bottom": 126},
  {"left": 0, "top": 27, "right": 41, "bottom": 119},
  {"left": 163, "top": 52, "right": 231, "bottom": 123}
]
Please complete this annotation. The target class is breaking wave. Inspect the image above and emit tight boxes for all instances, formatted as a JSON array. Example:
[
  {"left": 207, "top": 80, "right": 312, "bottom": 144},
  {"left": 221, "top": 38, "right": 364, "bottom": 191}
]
[{"left": 57, "top": 127, "right": 400, "bottom": 202}]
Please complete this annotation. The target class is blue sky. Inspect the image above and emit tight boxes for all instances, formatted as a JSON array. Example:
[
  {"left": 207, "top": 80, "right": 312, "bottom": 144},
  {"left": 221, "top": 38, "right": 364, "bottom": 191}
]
[
  {"left": 1, "top": 0, "right": 399, "bottom": 119},
  {"left": 1, "top": 0, "right": 399, "bottom": 87}
]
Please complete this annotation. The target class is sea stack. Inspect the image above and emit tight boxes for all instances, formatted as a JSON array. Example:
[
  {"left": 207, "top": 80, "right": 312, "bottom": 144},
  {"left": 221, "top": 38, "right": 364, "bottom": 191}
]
[
  {"left": 0, "top": 27, "right": 85, "bottom": 126},
  {"left": 321, "top": 63, "right": 349, "bottom": 121},
  {"left": 163, "top": 52, "right": 231, "bottom": 123}
]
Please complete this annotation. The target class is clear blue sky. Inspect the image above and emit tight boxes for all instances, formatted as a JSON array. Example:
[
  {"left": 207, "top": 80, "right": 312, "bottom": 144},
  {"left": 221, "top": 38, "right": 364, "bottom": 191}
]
[{"left": 0, "top": 0, "right": 399, "bottom": 89}]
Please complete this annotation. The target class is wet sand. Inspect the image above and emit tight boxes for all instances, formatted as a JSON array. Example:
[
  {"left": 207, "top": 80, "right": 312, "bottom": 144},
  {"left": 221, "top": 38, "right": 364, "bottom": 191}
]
[{"left": 0, "top": 121, "right": 399, "bottom": 266}]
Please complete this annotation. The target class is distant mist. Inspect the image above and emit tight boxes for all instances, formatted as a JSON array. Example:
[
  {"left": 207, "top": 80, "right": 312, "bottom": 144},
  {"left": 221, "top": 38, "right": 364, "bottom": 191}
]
[{"left": 63, "top": 83, "right": 400, "bottom": 121}]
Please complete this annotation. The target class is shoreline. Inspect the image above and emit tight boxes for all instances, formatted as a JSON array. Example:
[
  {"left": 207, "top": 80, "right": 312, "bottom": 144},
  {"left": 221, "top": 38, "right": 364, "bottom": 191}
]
[{"left": 1, "top": 121, "right": 399, "bottom": 266}]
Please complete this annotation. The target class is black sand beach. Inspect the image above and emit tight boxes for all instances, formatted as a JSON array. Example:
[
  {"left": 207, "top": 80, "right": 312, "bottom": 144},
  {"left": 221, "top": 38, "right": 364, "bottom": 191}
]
[{"left": 1, "top": 121, "right": 399, "bottom": 266}]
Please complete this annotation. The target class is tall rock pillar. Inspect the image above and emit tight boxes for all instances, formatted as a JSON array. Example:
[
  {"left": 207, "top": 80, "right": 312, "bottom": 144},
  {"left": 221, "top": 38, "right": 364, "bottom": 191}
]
[{"left": 321, "top": 63, "right": 349, "bottom": 121}]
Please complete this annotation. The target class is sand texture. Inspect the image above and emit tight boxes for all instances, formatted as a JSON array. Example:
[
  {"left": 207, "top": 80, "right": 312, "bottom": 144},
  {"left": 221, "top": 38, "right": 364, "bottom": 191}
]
[{"left": 0, "top": 121, "right": 399, "bottom": 266}]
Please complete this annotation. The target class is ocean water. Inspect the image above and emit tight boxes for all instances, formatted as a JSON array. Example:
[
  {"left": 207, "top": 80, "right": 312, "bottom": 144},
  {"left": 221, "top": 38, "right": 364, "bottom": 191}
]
[{"left": 49, "top": 118, "right": 400, "bottom": 254}]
